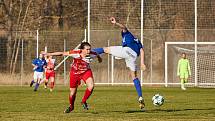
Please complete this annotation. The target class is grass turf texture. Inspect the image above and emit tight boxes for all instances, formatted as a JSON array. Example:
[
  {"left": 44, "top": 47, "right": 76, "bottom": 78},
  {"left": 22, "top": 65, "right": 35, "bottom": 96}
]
[{"left": 0, "top": 86, "right": 214, "bottom": 121}]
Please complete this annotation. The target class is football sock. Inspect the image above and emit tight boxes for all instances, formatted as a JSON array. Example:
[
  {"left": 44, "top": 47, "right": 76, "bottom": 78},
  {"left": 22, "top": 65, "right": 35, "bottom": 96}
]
[
  {"left": 50, "top": 82, "right": 54, "bottom": 89},
  {"left": 133, "top": 78, "right": 142, "bottom": 97},
  {"left": 34, "top": 83, "right": 40, "bottom": 91},
  {"left": 69, "top": 94, "right": 76, "bottom": 109},
  {"left": 181, "top": 78, "right": 184, "bottom": 84},
  {"left": 30, "top": 80, "right": 35, "bottom": 86},
  {"left": 82, "top": 88, "right": 94, "bottom": 103},
  {"left": 92, "top": 48, "right": 104, "bottom": 54}
]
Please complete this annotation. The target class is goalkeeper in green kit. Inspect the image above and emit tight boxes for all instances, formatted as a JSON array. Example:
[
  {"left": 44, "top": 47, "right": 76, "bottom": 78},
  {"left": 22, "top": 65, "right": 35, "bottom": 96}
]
[{"left": 177, "top": 53, "right": 191, "bottom": 90}]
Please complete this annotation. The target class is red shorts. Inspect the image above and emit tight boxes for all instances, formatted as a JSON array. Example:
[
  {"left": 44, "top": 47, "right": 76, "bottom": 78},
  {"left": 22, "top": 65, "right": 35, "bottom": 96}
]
[
  {"left": 70, "top": 69, "right": 93, "bottom": 88},
  {"left": 45, "top": 70, "right": 55, "bottom": 79}
]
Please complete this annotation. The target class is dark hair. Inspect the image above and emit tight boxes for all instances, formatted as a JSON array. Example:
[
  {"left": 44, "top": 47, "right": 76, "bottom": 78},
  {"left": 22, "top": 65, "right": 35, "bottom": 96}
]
[{"left": 79, "top": 42, "right": 91, "bottom": 49}]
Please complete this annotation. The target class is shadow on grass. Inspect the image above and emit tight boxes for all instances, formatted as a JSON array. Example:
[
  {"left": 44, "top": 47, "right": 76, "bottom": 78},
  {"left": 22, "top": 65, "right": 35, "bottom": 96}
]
[{"left": 124, "top": 108, "right": 215, "bottom": 113}]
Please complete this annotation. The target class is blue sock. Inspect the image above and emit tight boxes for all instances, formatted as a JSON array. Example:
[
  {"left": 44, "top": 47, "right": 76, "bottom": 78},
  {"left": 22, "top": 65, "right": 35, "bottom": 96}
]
[
  {"left": 133, "top": 78, "right": 142, "bottom": 97},
  {"left": 30, "top": 80, "right": 35, "bottom": 87},
  {"left": 34, "top": 83, "right": 40, "bottom": 91},
  {"left": 92, "top": 48, "right": 104, "bottom": 54}
]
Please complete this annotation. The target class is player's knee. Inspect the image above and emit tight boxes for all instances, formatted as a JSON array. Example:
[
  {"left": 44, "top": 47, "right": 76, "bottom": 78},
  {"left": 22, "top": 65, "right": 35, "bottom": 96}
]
[
  {"left": 103, "top": 47, "right": 110, "bottom": 53},
  {"left": 69, "top": 88, "right": 77, "bottom": 95}
]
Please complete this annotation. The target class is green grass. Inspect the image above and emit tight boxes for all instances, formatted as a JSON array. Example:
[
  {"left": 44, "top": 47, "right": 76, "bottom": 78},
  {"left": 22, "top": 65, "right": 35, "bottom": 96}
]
[{"left": 0, "top": 86, "right": 215, "bottom": 121}]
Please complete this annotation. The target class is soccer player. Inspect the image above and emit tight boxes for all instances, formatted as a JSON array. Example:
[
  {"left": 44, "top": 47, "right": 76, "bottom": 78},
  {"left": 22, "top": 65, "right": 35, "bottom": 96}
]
[
  {"left": 30, "top": 53, "right": 47, "bottom": 91},
  {"left": 93, "top": 17, "right": 146, "bottom": 109},
  {"left": 44, "top": 42, "right": 102, "bottom": 113},
  {"left": 44, "top": 55, "right": 56, "bottom": 92},
  {"left": 177, "top": 52, "right": 191, "bottom": 90}
]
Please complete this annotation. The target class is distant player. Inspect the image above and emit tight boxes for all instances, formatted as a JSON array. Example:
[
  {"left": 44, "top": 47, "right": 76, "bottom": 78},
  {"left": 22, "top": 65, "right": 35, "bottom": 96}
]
[
  {"left": 30, "top": 53, "right": 47, "bottom": 91},
  {"left": 93, "top": 17, "right": 146, "bottom": 109},
  {"left": 44, "top": 42, "right": 102, "bottom": 113},
  {"left": 44, "top": 55, "right": 56, "bottom": 92},
  {"left": 177, "top": 52, "right": 191, "bottom": 90}
]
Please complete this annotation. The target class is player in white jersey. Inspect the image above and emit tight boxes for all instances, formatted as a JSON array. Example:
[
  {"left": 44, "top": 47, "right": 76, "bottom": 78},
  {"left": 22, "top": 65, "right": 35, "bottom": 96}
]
[{"left": 93, "top": 17, "right": 146, "bottom": 109}]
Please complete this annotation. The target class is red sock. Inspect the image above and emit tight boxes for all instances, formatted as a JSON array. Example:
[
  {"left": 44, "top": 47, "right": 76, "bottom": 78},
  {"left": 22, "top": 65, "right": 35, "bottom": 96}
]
[
  {"left": 69, "top": 94, "right": 76, "bottom": 109},
  {"left": 50, "top": 82, "right": 54, "bottom": 89},
  {"left": 82, "top": 88, "right": 93, "bottom": 103}
]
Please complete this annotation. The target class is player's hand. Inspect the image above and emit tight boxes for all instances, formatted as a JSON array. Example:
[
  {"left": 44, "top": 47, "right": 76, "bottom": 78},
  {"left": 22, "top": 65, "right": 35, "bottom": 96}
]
[
  {"left": 33, "top": 66, "right": 38, "bottom": 70},
  {"left": 97, "top": 56, "right": 102, "bottom": 63},
  {"left": 110, "top": 17, "right": 116, "bottom": 24},
  {"left": 141, "top": 64, "right": 146, "bottom": 71}
]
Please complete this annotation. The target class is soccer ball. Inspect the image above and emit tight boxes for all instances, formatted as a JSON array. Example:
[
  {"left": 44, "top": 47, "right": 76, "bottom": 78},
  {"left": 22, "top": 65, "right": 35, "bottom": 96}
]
[{"left": 152, "top": 94, "right": 164, "bottom": 106}]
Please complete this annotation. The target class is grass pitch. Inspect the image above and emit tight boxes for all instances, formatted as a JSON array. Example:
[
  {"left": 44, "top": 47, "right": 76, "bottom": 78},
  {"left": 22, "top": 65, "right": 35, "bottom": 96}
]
[{"left": 0, "top": 86, "right": 214, "bottom": 121}]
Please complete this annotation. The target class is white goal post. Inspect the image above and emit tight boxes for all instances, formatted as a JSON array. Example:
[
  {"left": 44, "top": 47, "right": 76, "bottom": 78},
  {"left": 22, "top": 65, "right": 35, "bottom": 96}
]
[{"left": 165, "top": 41, "right": 215, "bottom": 87}]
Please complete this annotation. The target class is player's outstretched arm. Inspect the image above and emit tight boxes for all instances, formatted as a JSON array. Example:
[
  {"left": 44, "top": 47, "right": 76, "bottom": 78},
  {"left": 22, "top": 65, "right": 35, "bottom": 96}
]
[
  {"left": 45, "top": 52, "right": 69, "bottom": 56},
  {"left": 140, "top": 48, "right": 146, "bottom": 71},
  {"left": 110, "top": 17, "right": 127, "bottom": 32}
]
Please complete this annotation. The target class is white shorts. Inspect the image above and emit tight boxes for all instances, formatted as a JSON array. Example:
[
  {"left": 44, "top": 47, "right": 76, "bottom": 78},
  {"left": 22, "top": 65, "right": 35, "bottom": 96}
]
[
  {"left": 109, "top": 46, "right": 137, "bottom": 71},
  {"left": 33, "top": 71, "right": 44, "bottom": 80}
]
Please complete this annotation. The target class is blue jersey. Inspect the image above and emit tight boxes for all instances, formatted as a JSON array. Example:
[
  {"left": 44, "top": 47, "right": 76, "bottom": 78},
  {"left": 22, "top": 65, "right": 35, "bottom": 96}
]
[
  {"left": 32, "top": 58, "right": 47, "bottom": 72},
  {"left": 121, "top": 30, "right": 143, "bottom": 56}
]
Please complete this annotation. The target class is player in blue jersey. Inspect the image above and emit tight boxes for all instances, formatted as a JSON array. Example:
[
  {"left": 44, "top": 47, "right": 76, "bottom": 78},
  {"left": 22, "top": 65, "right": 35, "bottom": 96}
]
[
  {"left": 30, "top": 53, "right": 47, "bottom": 91},
  {"left": 93, "top": 17, "right": 146, "bottom": 109}
]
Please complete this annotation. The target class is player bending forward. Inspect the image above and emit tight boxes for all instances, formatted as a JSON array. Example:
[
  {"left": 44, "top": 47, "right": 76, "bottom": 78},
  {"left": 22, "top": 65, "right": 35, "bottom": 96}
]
[
  {"left": 177, "top": 52, "right": 191, "bottom": 90},
  {"left": 93, "top": 17, "right": 146, "bottom": 109},
  {"left": 44, "top": 55, "right": 56, "bottom": 92},
  {"left": 45, "top": 42, "right": 102, "bottom": 113}
]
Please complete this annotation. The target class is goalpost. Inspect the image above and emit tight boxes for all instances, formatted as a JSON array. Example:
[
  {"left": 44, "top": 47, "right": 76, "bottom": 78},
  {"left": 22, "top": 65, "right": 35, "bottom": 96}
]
[{"left": 165, "top": 41, "right": 215, "bottom": 87}]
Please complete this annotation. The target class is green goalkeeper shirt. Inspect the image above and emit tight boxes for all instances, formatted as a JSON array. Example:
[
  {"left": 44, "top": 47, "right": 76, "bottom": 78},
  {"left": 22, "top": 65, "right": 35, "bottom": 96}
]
[{"left": 177, "top": 58, "right": 191, "bottom": 76}]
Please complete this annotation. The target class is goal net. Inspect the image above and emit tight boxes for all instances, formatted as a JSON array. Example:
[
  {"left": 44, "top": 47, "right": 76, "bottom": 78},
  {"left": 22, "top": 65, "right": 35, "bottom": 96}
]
[{"left": 165, "top": 42, "right": 215, "bottom": 87}]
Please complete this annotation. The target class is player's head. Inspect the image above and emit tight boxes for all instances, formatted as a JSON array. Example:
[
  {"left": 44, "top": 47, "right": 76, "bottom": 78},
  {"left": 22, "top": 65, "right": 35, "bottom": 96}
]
[
  {"left": 181, "top": 52, "right": 186, "bottom": 59},
  {"left": 79, "top": 42, "right": 91, "bottom": 55},
  {"left": 39, "top": 53, "right": 44, "bottom": 59}
]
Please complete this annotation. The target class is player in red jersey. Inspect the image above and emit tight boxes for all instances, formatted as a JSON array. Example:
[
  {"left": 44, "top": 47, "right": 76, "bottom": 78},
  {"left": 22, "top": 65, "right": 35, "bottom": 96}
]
[
  {"left": 44, "top": 42, "right": 102, "bottom": 113},
  {"left": 44, "top": 55, "right": 56, "bottom": 92}
]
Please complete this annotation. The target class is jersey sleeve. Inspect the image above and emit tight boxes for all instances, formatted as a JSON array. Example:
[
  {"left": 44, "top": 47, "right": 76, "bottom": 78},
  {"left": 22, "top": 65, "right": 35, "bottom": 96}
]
[
  {"left": 137, "top": 39, "right": 143, "bottom": 49},
  {"left": 68, "top": 50, "right": 81, "bottom": 58},
  {"left": 177, "top": 59, "right": 181, "bottom": 76},
  {"left": 187, "top": 59, "right": 191, "bottom": 76},
  {"left": 32, "top": 59, "right": 37, "bottom": 65}
]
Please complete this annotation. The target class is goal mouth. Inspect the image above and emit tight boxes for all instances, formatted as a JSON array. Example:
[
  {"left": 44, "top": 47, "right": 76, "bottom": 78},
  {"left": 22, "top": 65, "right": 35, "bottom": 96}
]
[{"left": 165, "top": 42, "right": 215, "bottom": 88}]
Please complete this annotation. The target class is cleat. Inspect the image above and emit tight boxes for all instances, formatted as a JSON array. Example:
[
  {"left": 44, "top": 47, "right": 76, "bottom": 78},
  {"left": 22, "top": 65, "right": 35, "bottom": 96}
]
[
  {"left": 138, "top": 97, "right": 145, "bottom": 109},
  {"left": 44, "top": 85, "right": 47, "bottom": 89},
  {"left": 64, "top": 106, "right": 73, "bottom": 113},
  {"left": 181, "top": 87, "right": 186, "bottom": 90},
  {"left": 50, "top": 89, "right": 53, "bottom": 92},
  {"left": 81, "top": 102, "right": 89, "bottom": 110}
]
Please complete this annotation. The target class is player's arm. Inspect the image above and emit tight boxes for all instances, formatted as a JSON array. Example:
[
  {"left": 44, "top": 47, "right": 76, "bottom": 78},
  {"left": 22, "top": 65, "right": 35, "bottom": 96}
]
[
  {"left": 140, "top": 48, "right": 146, "bottom": 71},
  {"left": 110, "top": 17, "right": 127, "bottom": 33},
  {"left": 177, "top": 60, "right": 181, "bottom": 76},
  {"left": 187, "top": 60, "right": 191, "bottom": 76},
  {"left": 45, "top": 52, "right": 69, "bottom": 56}
]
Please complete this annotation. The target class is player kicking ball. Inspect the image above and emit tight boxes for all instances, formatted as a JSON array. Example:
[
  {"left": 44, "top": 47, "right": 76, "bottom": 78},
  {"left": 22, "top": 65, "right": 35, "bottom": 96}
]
[
  {"left": 93, "top": 17, "right": 146, "bottom": 109},
  {"left": 30, "top": 53, "right": 47, "bottom": 91},
  {"left": 43, "top": 42, "right": 102, "bottom": 113}
]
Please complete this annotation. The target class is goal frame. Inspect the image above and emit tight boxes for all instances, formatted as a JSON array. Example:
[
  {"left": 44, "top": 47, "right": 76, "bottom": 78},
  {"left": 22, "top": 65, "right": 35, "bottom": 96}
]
[{"left": 165, "top": 41, "right": 215, "bottom": 87}]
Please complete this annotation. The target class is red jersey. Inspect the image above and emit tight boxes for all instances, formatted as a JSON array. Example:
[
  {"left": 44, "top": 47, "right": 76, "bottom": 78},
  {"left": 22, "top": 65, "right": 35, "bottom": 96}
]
[
  {"left": 69, "top": 49, "right": 97, "bottom": 74},
  {"left": 46, "top": 58, "right": 55, "bottom": 73}
]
